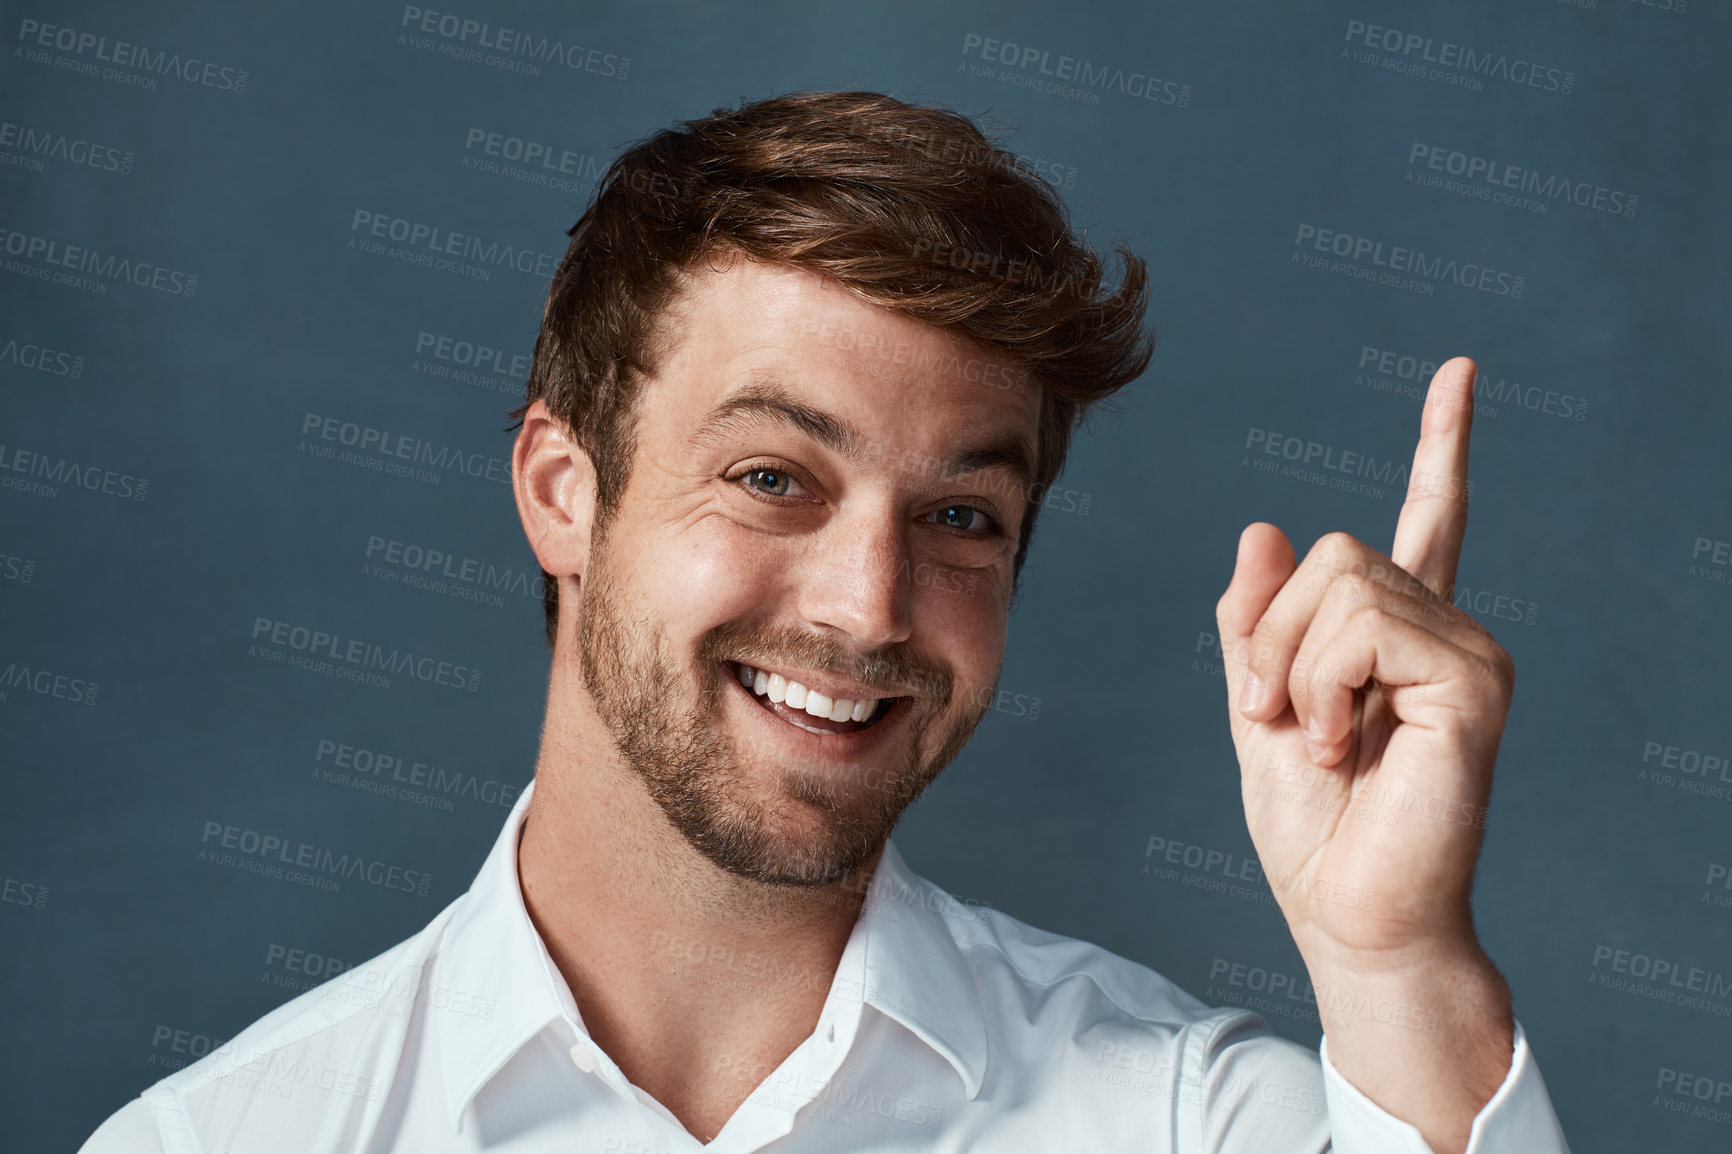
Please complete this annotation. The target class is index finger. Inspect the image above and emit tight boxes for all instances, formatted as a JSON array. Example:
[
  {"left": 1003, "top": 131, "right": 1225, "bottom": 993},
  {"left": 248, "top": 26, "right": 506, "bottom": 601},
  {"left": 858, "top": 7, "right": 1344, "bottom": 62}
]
[{"left": 1390, "top": 355, "right": 1477, "bottom": 598}]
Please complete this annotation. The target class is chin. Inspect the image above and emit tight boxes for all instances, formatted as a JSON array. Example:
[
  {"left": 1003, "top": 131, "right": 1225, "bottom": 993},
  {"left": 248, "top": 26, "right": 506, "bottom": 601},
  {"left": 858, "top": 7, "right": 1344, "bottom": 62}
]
[{"left": 698, "top": 774, "right": 899, "bottom": 888}]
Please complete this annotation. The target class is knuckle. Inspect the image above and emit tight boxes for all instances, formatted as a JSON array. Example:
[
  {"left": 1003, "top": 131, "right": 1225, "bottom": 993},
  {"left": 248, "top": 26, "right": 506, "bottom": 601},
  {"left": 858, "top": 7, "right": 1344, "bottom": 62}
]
[
  {"left": 1446, "top": 605, "right": 1500, "bottom": 649},
  {"left": 1318, "top": 529, "right": 1357, "bottom": 551},
  {"left": 1488, "top": 645, "right": 1515, "bottom": 687},
  {"left": 1457, "top": 650, "right": 1511, "bottom": 699},
  {"left": 1316, "top": 530, "right": 1361, "bottom": 561},
  {"left": 1326, "top": 571, "right": 1373, "bottom": 607},
  {"left": 1305, "top": 534, "right": 1380, "bottom": 590},
  {"left": 1302, "top": 537, "right": 1342, "bottom": 576},
  {"left": 1348, "top": 600, "right": 1392, "bottom": 630}
]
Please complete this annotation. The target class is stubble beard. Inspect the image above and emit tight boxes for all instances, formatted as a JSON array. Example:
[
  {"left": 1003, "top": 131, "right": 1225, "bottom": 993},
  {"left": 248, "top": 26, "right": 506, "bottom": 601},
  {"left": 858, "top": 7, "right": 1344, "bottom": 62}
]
[{"left": 574, "top": 542, "right": 987, "bottom": 888}]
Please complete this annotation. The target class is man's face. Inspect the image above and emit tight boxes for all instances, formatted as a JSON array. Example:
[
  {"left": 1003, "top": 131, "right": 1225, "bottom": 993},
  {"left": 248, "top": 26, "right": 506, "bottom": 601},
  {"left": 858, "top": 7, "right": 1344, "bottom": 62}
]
[{"left": 573, "top": 256, "right": 1039, "bottom": 887}]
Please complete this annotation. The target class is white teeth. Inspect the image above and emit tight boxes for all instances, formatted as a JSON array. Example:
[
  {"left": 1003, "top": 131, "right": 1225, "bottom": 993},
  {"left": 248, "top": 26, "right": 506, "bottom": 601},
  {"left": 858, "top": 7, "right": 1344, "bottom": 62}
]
[{"left": 737, "top": 663, "right": 885, "bottom": 729}]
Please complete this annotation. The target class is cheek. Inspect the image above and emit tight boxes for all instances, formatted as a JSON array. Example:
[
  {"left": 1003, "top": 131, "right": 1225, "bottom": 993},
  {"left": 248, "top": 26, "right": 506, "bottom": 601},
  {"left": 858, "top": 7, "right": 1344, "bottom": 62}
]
[
  {"left": 910, "top": 569, "right": 1009, "bottom": 684},
  {"left": 620, "top": 515, "right": 789, "bottom": 634}
]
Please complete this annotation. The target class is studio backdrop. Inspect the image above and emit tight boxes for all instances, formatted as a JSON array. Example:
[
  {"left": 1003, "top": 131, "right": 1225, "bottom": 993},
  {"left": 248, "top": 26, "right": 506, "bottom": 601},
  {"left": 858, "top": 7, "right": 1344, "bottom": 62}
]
[{"left": 2, "top": 1, "right": 1728, "bottom": 1150}]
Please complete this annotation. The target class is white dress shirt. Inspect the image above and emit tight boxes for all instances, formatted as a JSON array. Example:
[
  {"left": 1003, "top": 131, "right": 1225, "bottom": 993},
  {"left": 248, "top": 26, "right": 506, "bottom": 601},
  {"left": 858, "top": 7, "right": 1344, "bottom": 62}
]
[{"left": 83, "top": 778, "right": 1572, "bottom": 1153}]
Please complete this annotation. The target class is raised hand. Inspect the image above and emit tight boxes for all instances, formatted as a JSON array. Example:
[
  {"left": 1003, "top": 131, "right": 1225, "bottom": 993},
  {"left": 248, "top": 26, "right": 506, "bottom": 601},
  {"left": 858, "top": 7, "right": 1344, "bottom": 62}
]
[{"left": 1214, "top": 357, "right": 1518, "bottom": 1154}]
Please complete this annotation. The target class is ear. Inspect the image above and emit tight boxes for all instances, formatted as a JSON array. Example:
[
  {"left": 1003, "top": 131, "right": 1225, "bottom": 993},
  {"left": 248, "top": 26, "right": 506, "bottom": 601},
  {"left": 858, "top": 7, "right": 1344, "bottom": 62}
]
[{"left": 513, "top": 399, "right": 598, "bottom": 589}]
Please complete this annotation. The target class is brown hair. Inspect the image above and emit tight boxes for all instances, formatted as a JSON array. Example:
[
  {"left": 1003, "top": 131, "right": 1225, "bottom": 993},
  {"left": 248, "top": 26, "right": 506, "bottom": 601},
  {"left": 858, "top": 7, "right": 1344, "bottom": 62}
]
[{"left": 507, "top": 90, "right": 1153, "bottom": 648}]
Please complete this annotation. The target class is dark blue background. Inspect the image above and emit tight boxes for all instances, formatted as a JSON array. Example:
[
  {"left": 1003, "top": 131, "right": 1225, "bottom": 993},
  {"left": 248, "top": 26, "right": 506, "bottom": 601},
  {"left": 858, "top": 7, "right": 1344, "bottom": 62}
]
[{"left": 3, "top": 1, "right": 1727, "bottom": 1149}]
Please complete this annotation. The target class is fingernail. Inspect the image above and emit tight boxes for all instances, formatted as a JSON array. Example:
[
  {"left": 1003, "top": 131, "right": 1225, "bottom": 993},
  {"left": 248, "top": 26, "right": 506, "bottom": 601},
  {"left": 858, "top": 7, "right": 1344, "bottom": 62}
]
[
  {"left": 1305, "top": 736, "right": 1328, "bottom": 762},
  {"left": 1239, "top": 672, "right": 1268, "bottom": 715},
  {"left": 1303, "top": 716, "right": 1325, "bottom": 742}
]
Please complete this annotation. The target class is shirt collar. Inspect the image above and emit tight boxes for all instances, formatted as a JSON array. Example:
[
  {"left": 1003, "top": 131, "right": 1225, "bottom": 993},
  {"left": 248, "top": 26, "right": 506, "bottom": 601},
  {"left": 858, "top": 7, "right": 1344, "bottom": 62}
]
[
  {"left": 857, "top": 839, "right": 990, "bottom": 1100},
  {"left": 434, "top": 777, "right": 576, "bottom": 1133},
  {"left": 434, "top": 778, "right": 991, "bottom": 1132}
]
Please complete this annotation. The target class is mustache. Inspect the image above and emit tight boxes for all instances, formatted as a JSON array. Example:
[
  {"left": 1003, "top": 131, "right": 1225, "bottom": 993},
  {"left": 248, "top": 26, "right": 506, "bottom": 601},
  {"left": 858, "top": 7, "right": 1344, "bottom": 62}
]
[{"left": 695, "top": 620, "right": 954, "bottom": 704}]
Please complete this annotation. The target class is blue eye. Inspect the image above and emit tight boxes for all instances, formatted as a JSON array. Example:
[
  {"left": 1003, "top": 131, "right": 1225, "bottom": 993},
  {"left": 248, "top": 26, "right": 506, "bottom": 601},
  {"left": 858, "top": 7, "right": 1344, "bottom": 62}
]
[
  {"left": 745, "top": 468, "right": 792, "bottom": 497},
  {"left": 933, "top": 505, "right": 987, "bottom": 532}
]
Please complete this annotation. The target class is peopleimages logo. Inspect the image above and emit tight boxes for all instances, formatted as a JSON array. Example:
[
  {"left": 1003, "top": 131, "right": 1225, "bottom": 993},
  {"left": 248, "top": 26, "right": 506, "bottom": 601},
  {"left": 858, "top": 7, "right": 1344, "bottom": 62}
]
[
  {"left": 1293, "top": 224, "right": 1524, "bottom": 299},
  {"left": 1, "top": 874, "right": 49, "bottom": 911},
  {"left": 410, "top": 328, "right": 528, "bottom": 397},
  {"left": 249, "top": 616, "right": 483, "bottom": 692},
  {"left": 0, "top": 120, "right": 133, "bottom": 175},
  {"left": 0, "top": 442, "right": 148, "bottom": 501},
  {"left": 960, "top": 33, "right": 1192, "bottom": 107},
  {"left": 14, "top": 18, "right": 249, "bottom": 93},
  {"left": 1356, "top": 346, "right": 1588, "bottom": 422},
  {"left": 413, "top": 330, "right": 528, "bottom": 380},
  {"left": 1341, "top": 19, "right": 1574, "bottom": 95},
  {"left": 1406, "top": 143, "right": 1637, "bottom": 219},
  {"left": 314, "top": 738, "right": 525, "bottom": 810},
  {"left": 298, "top": 411, "right": 512, "bottom": 487},
  {"left": 1590, "top": 944, "right": 1732, "bottom": 1010},
  {"left": 0, "top": 227, "right": 198, "bottom": 296},
  {"left": 0, "top": 659, "right": 98, "bottom": 705},
  {"left": 349, "top": 211, "right": 559, "bottom": 279},
  {"left": 462, "top": 128, "right": 604, "bottom": 184},
  {"left": 1, "top": 335, "right": 84, "bottom": 377},
  {"left": 200, "top": 821, "right": 432, "bottom": 896},
  {"left": 364, "top": 534, "right": 546, "bottom": 602},
  {"left": 398, "top": 6, "right": 629, "bottom": 78}
]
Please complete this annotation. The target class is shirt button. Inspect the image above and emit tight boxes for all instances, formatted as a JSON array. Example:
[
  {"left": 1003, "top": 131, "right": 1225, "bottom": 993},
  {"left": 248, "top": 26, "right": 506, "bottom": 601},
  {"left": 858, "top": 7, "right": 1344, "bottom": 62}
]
[{"left": 569, "top": 1041, "right": 598, "bottom": 1073}]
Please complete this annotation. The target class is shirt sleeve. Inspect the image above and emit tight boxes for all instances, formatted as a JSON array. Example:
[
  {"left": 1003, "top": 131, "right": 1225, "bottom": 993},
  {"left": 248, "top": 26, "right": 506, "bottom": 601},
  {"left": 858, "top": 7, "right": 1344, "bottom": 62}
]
[
  {"left": 78, "top": 1097, "right": 170, "bottom": 1154},
  {"left": 1318, "top": 1019, "right": 1573, "bottom": 1154}
]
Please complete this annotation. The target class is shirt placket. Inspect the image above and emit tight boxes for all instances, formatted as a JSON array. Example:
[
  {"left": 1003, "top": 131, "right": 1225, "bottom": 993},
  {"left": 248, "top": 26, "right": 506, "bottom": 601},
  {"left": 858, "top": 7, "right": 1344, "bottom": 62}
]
[
  {"left": 530, "top": 918, "right": 705, "bottom": 1142},
  {"left": 698, "top": 916, "right": 873, "bottom": 1154}
]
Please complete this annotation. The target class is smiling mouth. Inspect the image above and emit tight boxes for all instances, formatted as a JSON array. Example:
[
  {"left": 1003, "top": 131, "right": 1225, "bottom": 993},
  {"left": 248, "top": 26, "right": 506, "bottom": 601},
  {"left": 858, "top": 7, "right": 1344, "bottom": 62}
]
[{"left": 728, "top": 661, "right": 902, "bottom": 736}]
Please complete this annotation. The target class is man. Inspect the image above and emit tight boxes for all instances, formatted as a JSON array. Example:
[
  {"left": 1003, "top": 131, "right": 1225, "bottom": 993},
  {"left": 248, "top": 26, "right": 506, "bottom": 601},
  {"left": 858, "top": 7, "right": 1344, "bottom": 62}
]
[{"left": 84, "top": 91, "right": 1571, "bottom": 1153}]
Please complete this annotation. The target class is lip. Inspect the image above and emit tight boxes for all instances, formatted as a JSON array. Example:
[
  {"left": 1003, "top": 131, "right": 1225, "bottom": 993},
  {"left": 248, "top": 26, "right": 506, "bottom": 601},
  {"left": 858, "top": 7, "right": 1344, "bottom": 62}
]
[{"left": 720, "top": 660, "right": 909, "bottom": 756}]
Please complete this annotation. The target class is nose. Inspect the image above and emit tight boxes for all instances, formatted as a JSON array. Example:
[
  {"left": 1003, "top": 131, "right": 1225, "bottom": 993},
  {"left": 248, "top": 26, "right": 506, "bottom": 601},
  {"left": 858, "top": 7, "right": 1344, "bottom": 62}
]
[{"left": 794, "top": 503, "right": 914, "bottom": 650}]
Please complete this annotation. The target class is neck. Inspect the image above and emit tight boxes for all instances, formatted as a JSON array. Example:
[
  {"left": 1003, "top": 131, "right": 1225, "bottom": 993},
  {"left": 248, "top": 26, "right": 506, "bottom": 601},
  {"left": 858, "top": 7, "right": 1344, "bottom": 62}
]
[{"left": 516, "top": 645, "right": 879, "bottom": 1141}]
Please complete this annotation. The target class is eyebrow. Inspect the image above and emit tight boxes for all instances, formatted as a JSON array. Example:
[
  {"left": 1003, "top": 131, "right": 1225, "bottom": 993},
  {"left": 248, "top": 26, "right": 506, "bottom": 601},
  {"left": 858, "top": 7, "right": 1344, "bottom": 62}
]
[
  {"left": 694, "top": 378, "right": 860, "bottom": 457},
  {"left": 692, "top": 376, "right": 1039, "bottom": 500}
]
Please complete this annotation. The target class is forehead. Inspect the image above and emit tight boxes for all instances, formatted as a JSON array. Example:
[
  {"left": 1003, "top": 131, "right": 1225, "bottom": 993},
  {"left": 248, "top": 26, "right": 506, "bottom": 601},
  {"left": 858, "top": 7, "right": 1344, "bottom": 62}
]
[{"left": 642, "top": 256, "right": 1040, "bottom": 458}]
